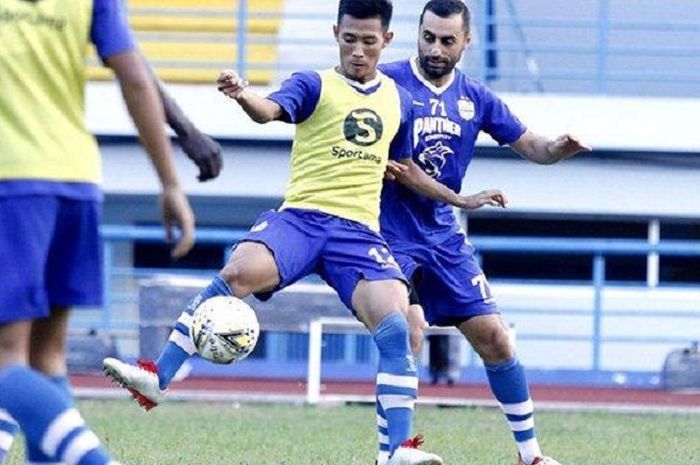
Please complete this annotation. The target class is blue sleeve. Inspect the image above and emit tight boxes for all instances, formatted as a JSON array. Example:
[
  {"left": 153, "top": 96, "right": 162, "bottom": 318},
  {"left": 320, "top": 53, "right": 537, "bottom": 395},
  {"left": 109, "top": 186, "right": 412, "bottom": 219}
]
[
  {"left": 388, "top": 86, "right": 415, "bottom": 161},
  {"left": 378, "top": 61, "right": 403, "bottom": 81},
  {"left": 91, "top": 0, "right": 136, "bottom": 60},
  {"left": 266, "top": 71, "right": 322, "bottom": 124},
  {"left": 480, "top": 86, "right": 527, "bottom": 145}
]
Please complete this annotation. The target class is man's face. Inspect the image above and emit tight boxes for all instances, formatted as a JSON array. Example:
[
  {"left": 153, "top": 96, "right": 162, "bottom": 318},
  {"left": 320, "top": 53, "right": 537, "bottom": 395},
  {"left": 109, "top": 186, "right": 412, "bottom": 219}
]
[
  {"left": 334, "top": 15, "right": 393, "bottom": 83},
  {"left": 418, "top": 11, "right": 470, "bottom": 79}
]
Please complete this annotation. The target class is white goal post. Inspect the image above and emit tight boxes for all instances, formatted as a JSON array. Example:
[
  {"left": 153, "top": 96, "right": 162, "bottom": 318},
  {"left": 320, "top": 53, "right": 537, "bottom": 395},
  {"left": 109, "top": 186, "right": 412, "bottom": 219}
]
[{"left": 305, "top": 317, "right": 517, "bottom": 404}]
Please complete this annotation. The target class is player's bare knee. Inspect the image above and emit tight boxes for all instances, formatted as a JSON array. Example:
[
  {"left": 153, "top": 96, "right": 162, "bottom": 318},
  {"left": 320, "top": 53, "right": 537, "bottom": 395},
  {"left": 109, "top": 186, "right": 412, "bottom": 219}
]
[
  {"left": 475, "top": 326, "right": 513, "bottom": 364},
  {"left": 382, "top": 280, "right": 409, "bottom": 313},
  {"left": 353, "top": 280, "right": 408, "bottom": 320},
  {"left": 219, "top": 263, "right": 252, "bottom": 297},
  {"left": 221, "top": 242, "right": 279, "bottom": 297}
]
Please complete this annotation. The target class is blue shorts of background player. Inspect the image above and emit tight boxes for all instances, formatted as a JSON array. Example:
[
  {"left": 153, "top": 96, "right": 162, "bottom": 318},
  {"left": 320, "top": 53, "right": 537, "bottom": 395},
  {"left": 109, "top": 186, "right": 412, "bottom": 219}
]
[
  {"left": 389, "top": 231, "right": 497, "bottom": 327},
  {"left": 0, "top": 196, "right": 102, "bottom": 325}
]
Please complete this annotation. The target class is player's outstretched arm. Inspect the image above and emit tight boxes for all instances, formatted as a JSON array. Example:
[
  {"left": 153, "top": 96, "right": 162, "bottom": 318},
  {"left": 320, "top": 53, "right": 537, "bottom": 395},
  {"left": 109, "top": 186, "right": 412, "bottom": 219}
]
[
  {"left": 107, "top": 50, "right": 195, "bottom": 258},
  {"left": 460, "top": 189, "right": 509, "bottom": 209},
  {"left": 386, "top": 160, "right": 508, "bottom": 210},
  {"left": 217, "top": 69, "right": 283, "bottom": 123},
  {"left": 144, "top": 59, "right": 223, "bottom": 182},
  {"left": 510, "top": 130, "right": 592, "bottom": 165}
]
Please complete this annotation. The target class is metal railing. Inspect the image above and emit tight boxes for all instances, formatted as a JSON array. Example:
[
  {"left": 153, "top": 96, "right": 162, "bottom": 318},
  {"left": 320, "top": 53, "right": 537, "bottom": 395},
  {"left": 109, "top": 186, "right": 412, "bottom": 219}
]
[
  {"left": 91, "top": 224, "right": 700, "bottom": 374},
  {"left": 234, "top": 0, "right": 700, "bottom": 96}
]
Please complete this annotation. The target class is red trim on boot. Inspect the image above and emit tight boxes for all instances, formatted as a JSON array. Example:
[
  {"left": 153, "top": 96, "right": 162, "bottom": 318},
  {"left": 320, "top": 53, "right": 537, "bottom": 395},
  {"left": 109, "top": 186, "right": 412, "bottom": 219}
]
[
  {"left": 127, "top": 387, "right": 157, "bottom": 411},
  {"left": 400, "top": 435, "right": 425, "bottom": 449},
  {"left": 137, "top": 358, "right": 158, "bottom": 374},
  {"left": 128, "top": 358, "right": 159, "bottom": 411}
]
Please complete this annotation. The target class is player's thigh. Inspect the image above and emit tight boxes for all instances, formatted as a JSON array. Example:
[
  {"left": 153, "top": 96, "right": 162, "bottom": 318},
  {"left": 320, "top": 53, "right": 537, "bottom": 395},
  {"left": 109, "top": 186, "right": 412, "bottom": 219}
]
[
  {"left": 225, "top": 209, "right": 326, "bottom": 296},
  {"left": 0, "top": 196, "right": 56, "bottom": 326},
  {"left": 351, "top": 279, "right": 409, "bottom": 331},
  {"left": 45, "top": 199, "right": 102, "bottom": 308}
]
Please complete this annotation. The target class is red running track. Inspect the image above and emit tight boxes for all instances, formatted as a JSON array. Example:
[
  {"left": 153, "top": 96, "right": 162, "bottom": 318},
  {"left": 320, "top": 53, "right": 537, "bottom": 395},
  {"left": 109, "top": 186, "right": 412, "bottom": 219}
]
[{"left": 72, "top": 374, "right": 700, "bottom": 408}]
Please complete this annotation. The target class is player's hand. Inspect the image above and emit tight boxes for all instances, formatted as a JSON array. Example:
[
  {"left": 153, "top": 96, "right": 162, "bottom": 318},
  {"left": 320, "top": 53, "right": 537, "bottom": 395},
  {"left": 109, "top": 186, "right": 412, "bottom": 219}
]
[
  {"left": 217, "top": 69, "right": 249, "bottom": 100},
  {"left": 160, "top": 185, "right": 195, "bottom": 258},
  {"left": 178, "top": 127, "right": 223, "bottom": 182},
  {"left": 384, "top": 160, "right": 409, "bottom": 181},
  {"left": 459, "top": 189, "right": 508, "bottom": 210},
  {"left": 548, "top": 134, "right": 592, "bottom": 161}
]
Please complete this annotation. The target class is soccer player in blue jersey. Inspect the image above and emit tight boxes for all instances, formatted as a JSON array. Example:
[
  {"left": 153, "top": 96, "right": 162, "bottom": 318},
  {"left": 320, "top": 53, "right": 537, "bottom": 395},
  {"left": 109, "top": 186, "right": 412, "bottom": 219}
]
[
  {"left": 0, "top": 1, "right": 209, "bottom": 464},
  {"left": 376, "top": 1, "right": 592, "bottom": 465}
]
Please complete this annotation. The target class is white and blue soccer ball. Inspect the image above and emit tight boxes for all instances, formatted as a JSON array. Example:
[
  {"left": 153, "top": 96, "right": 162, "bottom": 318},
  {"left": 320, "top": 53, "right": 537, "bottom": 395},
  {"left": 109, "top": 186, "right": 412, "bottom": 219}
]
[{"left": 190, "top": 296, "right": 260, "bottom": 364}]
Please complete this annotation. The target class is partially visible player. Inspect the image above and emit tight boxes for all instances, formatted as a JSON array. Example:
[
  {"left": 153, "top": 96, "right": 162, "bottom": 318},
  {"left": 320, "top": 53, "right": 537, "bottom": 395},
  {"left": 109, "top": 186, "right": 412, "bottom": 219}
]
[
  {"left": 377, "top": 1, "right": 591, "bottom": 465},
  {"left": 103, "top": 1, "right": 447, "bottom": 464},
  {"left": 149, "top": 68, "right": 224, "bottom": 182},
  {"left": 0, "top": 0, "right": 197, "bottom": 464}
]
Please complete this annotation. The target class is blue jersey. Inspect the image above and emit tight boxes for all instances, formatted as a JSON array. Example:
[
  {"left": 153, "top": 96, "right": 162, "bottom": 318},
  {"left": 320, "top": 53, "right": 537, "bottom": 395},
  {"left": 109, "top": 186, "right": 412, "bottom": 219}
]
[{"left": 379, "top": 59, "right": 526, "bottom": 245}]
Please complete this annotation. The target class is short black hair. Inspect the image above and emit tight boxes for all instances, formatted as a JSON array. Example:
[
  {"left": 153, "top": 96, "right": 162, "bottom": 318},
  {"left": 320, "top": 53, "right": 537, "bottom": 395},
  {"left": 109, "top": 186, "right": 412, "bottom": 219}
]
[
  {"left": 420, "top": 0, "right": 471, "bottom": 32},
  {"left": 337, "top": 0, "right": 393, "bottom": 29}
]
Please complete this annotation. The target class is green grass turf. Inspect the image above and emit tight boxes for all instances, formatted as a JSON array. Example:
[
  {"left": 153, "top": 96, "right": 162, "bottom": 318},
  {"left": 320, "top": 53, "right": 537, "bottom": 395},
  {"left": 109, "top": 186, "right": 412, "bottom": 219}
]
[{"left": 6, "top": 400, "right": 700, "bottom": 464}]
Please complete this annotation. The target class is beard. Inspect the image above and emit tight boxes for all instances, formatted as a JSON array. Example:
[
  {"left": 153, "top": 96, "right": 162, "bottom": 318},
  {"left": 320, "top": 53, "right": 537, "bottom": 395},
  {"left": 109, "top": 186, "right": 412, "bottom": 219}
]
[{"left": 418, "top": 53, "right": 457, "bottom": 79}]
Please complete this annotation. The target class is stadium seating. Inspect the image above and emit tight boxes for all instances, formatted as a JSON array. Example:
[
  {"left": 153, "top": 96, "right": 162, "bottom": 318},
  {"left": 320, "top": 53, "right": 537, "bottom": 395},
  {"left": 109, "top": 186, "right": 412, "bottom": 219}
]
[{"left": 87, "top": 0, "right": 283, "bottom": 85}]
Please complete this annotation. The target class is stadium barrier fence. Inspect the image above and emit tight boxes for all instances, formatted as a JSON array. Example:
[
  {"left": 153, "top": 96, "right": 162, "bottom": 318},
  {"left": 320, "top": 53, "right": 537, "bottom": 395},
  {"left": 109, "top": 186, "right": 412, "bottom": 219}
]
[{"left": 71, "top": 225, "right": 700, "bottom": 389}]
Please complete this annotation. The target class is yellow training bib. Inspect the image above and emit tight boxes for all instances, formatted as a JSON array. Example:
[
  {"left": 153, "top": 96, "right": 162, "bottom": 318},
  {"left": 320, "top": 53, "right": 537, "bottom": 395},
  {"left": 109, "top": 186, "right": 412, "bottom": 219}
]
[
  {"left": 282, "top": 69, "right": 402, "bottom": 230},
  {"left": 0, "top": 0, "right": 100, "bottom": 184}
]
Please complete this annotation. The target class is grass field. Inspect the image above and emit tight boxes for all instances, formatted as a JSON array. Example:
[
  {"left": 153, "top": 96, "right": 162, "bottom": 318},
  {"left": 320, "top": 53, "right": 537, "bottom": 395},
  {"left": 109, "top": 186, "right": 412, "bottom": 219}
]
[{"left": 6, "top": 400, "right": 700, "bottom": 464}]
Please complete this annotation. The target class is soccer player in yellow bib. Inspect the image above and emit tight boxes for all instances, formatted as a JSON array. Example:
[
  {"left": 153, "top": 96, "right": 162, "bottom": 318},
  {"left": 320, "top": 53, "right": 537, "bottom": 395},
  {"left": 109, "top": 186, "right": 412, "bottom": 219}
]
[
  {"left": 0, "top": 1, "right": 208, "bottom": 464},
  {"left": 102, "top": 1, "right": 507, "bottom": 463}
]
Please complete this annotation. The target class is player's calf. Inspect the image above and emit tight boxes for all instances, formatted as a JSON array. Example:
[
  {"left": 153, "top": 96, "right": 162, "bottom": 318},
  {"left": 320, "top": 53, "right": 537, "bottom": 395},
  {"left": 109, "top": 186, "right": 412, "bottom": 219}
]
[{"left": 406, "top": 304, "right": 427, "bottom": 355}]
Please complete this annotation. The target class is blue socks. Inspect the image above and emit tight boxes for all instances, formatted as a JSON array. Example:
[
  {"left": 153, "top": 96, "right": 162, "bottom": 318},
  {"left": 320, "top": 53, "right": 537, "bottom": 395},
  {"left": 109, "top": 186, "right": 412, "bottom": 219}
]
[
  {"left": 0, "top": 407, "right": 19, "bottom": 465},
  {"left": 375, "top": 398, "right": 390, "bottom": 465},
  {"left": 0, "top": 366, "right": 115, "bottom": 465},
  {"left": 485, "top": 357, "right": 542, "bottom": 464},
  {"left": 1, "top": 375, "right": 73, "bottom": 465},
  {"left": 156, "top": 275, "right": 233, "bottom": 389},
  {"left": 373, "top": 312, "right": 417, "bottom": 456},
  {"left": 27, "top": 375, "right": 74, "bottom": 464}
]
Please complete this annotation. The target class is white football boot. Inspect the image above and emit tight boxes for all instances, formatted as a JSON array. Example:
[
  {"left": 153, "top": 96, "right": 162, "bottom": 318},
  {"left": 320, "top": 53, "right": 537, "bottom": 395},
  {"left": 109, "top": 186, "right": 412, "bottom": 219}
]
[
  {"left": 386, "top": 436, "right": 443, "bottom": 465},
  {"left": 518, "top": 456, "right": 563, "bottom": 465},
  {"left": 103, "top": 358, "right": 164, "bottom": 411}
]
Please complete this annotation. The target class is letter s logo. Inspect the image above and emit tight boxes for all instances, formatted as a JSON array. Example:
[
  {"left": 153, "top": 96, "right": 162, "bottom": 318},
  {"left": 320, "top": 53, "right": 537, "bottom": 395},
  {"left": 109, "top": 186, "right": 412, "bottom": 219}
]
[{"left": 344, "top": 108, "right": 383, "bottom": 147}]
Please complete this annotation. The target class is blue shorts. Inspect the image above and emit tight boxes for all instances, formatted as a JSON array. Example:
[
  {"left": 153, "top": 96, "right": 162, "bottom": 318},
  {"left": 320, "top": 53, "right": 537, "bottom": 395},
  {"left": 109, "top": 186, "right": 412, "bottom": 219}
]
[
  {"left": 239, "top": 208, "right": 407, "bottom": 311},
  {"left": 388, "top": 232, "right": 498, "bottom": 326},
  {"left": 0, "top": 196, "right": 102, "bottom": 325}
]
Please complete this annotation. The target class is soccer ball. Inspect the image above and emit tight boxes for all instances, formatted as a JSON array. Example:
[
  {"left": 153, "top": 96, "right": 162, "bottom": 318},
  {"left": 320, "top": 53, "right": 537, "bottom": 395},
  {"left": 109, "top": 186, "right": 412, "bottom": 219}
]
[{"left": 190, "top": 296, "right": 260, "bottom": 364}]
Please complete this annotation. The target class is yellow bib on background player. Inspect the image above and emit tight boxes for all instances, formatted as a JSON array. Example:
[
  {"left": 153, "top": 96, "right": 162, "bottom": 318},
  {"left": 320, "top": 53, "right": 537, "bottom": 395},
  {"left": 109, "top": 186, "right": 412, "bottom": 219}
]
[
  {"left": 282, "top": 69, "right": 402, "bottom": 231},
  {"left": 0, "top": 0, "right": 100, "bottom": 184}
]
